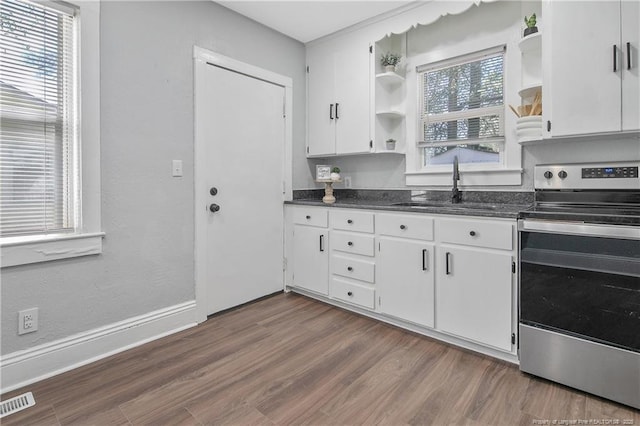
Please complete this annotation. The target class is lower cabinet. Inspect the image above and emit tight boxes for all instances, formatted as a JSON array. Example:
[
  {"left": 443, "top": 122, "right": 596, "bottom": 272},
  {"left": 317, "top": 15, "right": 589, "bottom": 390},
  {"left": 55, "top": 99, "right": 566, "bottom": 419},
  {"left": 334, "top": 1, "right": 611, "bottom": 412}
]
[
  {"left": 291, "top": 207, "right": 329, "bottom": 295},
  {"left": 435, "top": 216, "right": 515, "bottom": 352},
  {"left": 378, "top": 238, "right": 435, "bottom": 327},
  {"left": 436, "top": 246, "right": 513, "bottom": 351},
  {"left": 286, "top": 205, "right": 517, "bottom": 358},
  {"left": 329, "top": 210, "right": 376, "bottom": 310}
]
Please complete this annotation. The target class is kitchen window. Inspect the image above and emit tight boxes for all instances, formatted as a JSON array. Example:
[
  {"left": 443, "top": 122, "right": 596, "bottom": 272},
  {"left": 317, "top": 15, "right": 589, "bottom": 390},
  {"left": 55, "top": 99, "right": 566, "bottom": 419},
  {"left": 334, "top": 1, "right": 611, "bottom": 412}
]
[
  {"left": 0, "top": 0, "right": 102, "bottom": 267},
  {"left": 417, "top": 46, "right": 505, "bottom": 167}
]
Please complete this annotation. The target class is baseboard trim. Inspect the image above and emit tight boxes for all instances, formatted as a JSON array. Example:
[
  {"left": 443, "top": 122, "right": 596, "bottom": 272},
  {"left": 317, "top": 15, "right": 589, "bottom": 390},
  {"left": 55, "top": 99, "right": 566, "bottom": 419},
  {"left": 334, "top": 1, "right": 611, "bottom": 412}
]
[{"left": 0, "top": 301, "right": 197, "bottom": 394}]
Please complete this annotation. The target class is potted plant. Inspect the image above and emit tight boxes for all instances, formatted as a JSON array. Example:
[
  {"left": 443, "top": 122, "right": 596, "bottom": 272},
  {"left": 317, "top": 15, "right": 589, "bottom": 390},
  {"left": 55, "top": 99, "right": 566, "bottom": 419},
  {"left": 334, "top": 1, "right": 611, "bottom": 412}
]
[
  {"left": 380, "top": 52, "right": 401, "bottom": 73},
  {"left": 330, "top": 167, "right": 341, "bottom": 181},
  {"left": 386, "top": 138, "right": 396, "bottom": 150},
  {"left": 524, "top": 13, "right": 538, "bottom": 37}
]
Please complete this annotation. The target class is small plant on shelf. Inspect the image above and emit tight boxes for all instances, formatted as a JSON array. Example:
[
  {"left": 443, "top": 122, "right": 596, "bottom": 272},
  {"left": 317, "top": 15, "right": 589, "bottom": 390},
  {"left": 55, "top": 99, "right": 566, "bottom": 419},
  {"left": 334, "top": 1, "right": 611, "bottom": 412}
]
[
  {"left": 330, "top": 167, "right": 341, "bottom": 181},
  {"left": 380, "top": 52, "right": 401, "bottom": 72},
  {"left": 523, "top": 13, "right": 538, "bottom": 37}
]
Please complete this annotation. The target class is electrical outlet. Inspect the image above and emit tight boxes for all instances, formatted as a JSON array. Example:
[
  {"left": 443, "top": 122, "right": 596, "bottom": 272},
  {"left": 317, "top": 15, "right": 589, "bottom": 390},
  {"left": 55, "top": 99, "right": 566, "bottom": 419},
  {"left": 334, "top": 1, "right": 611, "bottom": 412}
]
[
  {"left": 172, "top": 160, "right": 183, "bottom": 177},
  {"left": 344, "top": 176, "right": 352, "bottom": 188},
  {"left": 18, "top": 308, "right": 38, "bottom": 335}
]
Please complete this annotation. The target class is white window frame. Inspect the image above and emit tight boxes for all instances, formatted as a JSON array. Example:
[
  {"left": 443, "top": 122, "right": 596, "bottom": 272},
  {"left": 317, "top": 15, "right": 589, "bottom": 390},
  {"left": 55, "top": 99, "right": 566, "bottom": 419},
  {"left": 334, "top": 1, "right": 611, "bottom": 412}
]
[
  {"left": 1, "top": 0, "right": 103, "bottom": 267},
  {"left": 404, "top": 29, "right": 522, "bottom": 187}
]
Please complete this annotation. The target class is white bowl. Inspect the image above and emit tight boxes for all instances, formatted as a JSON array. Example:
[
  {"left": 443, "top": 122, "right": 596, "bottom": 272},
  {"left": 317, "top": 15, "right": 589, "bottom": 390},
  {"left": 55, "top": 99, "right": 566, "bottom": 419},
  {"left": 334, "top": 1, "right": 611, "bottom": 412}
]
[{"left": 517, "top": 123, "right": 542, "bottom": 131}]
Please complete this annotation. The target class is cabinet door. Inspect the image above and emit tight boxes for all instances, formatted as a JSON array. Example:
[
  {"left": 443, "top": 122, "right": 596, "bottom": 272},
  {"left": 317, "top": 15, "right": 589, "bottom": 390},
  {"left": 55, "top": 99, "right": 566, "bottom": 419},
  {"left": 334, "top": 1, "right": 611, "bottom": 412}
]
[
  {"left": 292, "top": 225, "right": 329, "bottom": 295},
  {"left": 622, "top": 0, "right": 640, "bottom": 131},
  {"left": 334, "top": 42, "right": 371, "bottom": 154},
  {"left": 378, "top": 238, "right": 435, "bottom": 328},
  {"left": 307, "top": 48, "right": 336, "bottom": 156},
  {"left": 543, "top": 1, "right": 622, "bottom": 137},
  {"left": 436, "top": 246, "right": 512, "bottom": 351}
]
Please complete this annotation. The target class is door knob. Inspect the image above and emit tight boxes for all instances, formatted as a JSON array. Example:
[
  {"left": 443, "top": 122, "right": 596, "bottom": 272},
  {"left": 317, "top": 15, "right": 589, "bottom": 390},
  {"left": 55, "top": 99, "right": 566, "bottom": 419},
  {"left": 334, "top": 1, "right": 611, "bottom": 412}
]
[
  {"left": 209, "top": 204, "right": 220, "bottom": 212},
  {"left": 210, "top": 187, "right": 218, "bottom": 196}
]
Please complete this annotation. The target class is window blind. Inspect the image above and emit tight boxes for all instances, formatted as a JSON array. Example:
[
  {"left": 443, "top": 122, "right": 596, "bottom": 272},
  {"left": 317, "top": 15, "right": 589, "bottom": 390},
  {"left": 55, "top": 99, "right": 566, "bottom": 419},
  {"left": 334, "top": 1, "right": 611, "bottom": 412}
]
[
  {"left": 418, "top": 47, "right": 504, "bottom": 144},
  {"left": 0, "top": 0, "right": 78, "bottom": 237}
]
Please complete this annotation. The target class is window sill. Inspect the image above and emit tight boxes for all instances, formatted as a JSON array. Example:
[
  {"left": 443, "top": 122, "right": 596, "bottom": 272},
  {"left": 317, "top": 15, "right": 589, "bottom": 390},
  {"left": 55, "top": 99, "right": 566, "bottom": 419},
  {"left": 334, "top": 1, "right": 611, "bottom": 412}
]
[
  {"left": 1, "top": 232, "right": 105, "bottom": 268},
  {"left": 405, "top": 168, "right": 523, "bottom": 186}
]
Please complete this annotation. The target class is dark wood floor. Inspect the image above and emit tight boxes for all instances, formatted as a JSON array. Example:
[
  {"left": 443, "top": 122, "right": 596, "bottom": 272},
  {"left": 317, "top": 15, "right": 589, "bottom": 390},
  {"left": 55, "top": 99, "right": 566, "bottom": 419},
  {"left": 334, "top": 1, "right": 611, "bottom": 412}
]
[{"left": 2, "top": 292, "right": 639, "bottom": 425}]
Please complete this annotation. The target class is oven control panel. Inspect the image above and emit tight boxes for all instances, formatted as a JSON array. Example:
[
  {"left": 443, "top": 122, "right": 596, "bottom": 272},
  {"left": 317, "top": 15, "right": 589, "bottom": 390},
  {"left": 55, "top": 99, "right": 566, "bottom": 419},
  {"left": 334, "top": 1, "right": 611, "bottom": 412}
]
[
  {"left": 582, "top": 166, "right": 638, "bottom": 179},
  {"left": 535, "top": 161, "right": 640, "bottom": 189}
]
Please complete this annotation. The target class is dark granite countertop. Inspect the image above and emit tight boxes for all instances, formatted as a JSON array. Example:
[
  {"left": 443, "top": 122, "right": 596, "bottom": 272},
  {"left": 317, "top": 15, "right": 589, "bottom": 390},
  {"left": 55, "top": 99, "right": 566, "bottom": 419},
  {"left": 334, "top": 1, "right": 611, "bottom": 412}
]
[{"left": 286, "top": 190, "right": 533, "bottom": 219}]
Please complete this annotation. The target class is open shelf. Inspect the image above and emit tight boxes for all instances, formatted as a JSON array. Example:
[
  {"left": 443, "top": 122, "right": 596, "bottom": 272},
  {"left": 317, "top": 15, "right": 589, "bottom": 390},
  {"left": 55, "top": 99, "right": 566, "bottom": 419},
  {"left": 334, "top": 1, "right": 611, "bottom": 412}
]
[
  {"left": 375, "top": 72, "right": 405, "bottom": 89},
  {"left": 376, "top": 110, "right": 405, "bottom": 118},
  {"left": 518, "top": 32, "right": 541, "bottom": 53}
]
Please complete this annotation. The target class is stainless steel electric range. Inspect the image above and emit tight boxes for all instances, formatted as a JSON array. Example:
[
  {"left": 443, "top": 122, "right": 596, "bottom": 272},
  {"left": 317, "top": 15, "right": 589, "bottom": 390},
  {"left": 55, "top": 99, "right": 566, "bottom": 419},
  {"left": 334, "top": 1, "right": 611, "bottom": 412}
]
[{"left": 518, "top": 161, "right": 640, "bottom": 409}]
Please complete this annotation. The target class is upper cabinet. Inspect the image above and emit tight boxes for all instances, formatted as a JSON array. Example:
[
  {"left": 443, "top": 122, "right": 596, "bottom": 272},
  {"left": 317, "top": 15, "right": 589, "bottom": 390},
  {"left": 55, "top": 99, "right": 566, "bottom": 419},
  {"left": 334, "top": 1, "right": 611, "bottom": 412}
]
[
  {"left": 306, "top": 37, "right": 371, "bottom": 157},
  {"left": 542, "top": 0, "right": 640, "bottom": 138}
]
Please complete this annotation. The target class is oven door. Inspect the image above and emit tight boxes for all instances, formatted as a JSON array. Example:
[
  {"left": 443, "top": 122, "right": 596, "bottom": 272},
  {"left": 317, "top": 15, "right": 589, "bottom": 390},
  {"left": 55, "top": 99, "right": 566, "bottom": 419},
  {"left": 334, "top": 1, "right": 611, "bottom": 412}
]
[
  {"left": 519, "top": 220, "right": 640, "bottom": 352},
  {"left": 518, "top": 219, "right": 640, "bottom": 409}
]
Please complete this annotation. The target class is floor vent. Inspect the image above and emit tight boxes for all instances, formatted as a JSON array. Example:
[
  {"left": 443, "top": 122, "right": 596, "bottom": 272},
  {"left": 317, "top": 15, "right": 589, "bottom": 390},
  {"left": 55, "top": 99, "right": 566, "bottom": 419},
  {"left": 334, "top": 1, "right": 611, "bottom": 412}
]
[{"left": 0, "top": 392, "right": 36, "bottom": 418}]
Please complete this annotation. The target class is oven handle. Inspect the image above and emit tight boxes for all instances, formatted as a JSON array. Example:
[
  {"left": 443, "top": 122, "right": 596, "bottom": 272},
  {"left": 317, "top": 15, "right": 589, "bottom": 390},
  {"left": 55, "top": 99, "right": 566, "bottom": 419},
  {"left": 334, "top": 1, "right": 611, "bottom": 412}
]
[{"left": 518, "top": 219, "right": 640, "bottom": 240}]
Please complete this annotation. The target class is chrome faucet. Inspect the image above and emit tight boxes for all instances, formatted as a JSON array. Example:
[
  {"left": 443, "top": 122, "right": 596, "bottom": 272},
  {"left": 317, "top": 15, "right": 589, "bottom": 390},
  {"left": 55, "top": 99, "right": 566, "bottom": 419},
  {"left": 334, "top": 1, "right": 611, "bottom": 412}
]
[{"left": 452, "top": 155, "right": 462, "bottom": 204}]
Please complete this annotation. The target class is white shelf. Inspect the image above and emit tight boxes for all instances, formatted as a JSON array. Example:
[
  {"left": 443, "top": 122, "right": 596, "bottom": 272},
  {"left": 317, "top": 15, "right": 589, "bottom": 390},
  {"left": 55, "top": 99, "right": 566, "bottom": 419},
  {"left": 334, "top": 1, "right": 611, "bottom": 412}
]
[
  {"left": 518, "top": 32, "right": 542, "bottom": 53},
  {"left": 518, "top": 84, "right": 542, "bottom": 99},
  {"left": 375, "top": 72, "right": 405, "bottom": 89},
  {"left": 376, "top": 110, "right": 405, "bottom": 118}
]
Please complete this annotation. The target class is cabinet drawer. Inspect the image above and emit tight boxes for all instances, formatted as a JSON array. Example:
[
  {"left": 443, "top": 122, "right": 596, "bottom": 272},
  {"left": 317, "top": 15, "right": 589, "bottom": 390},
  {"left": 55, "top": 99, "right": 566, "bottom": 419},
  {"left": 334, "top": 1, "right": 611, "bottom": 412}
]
[
  {"left": 332, "top": 254, "right": 375, "bottom": 283},
  {"left": 331, "top": 277, "right": 375, "bottom": 309},
  {"left": 377, "top": 213, "right": 434, "bottom": 241},
  {"left": 293, "top": 207, "right": 328, "bottom": 227},
  {"left": 439, "top": 218, "right": 513, "bottom": 250},
  {"left": 331, "top": 231, "right": 375, "bottom": 256},
  {"left": 331, "top": 210, "right": 374, "bottom": 233}
]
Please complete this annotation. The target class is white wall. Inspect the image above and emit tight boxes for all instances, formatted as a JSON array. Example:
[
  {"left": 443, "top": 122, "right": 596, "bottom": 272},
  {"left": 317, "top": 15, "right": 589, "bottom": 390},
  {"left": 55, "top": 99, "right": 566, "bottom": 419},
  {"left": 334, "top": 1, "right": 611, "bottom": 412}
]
[{"left": 1, "top": 1, "right": 305, "bottom": 356}]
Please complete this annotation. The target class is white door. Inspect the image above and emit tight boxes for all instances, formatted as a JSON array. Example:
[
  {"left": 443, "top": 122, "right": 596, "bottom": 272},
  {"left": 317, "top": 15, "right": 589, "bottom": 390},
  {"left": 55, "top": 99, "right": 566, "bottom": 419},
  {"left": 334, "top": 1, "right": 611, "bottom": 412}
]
[
  {"left": 195, "top": 60, "right": 285, "bottom": 316},
  {"left": 378, "top": 238, "right": 435, "bottom": 328},
  {"left": 436, "top": 246, "right": 512, "bottom": 351},
  {"left": 292, "top": 225, "right": 328, "bottom": 295},
  {"left": 544, "top": 1, "right": 621, "bottom": 137}
]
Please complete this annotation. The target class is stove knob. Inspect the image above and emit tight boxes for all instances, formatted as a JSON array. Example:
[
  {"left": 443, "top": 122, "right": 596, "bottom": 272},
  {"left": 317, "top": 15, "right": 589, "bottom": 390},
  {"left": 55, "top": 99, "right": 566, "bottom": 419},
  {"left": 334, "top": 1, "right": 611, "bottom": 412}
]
[
  {"left": 543, "top": 171, "right": 553, "bottom": 179},
  {"left": 558, "top": 170, "right": 568, "bottom": 179}
]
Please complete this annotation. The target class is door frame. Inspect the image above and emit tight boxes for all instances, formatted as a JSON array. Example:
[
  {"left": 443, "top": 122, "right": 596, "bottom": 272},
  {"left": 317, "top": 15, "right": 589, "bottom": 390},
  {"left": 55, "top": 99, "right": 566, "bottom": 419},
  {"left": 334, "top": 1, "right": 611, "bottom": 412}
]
[{"left": 193, "top": 46, "right": 293, "bottom": 323}]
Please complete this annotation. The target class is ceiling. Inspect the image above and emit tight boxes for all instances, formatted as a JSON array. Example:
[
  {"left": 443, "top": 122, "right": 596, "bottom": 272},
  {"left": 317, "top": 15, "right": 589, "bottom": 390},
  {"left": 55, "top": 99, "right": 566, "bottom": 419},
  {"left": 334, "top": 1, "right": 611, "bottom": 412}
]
[{"left": 217, "top": 1, "right": 415, "bottom": 43}]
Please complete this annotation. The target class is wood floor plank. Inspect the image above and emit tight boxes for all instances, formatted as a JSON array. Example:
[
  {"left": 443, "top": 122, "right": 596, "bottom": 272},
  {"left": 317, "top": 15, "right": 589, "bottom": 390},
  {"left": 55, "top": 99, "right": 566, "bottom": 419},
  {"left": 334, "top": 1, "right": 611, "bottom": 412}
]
[{"left": 2, "top": 293, "right": 637, "bottom": 426}]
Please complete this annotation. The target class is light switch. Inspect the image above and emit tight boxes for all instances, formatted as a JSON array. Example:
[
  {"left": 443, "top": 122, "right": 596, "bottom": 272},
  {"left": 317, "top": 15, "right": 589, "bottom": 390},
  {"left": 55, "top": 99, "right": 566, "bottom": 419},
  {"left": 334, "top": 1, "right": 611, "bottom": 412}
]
[{"left": 172, "top": 160, "right": 183, "bottom": 177}]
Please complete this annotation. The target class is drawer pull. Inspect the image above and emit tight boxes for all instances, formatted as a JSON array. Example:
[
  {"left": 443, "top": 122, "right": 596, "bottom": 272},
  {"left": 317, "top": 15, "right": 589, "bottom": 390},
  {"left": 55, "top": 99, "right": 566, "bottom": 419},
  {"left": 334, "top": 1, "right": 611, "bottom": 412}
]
[
  {"left": 306, "top": 215, "right": 311, "bottom": 220},
  {"left": 347, "top": 291, "right": 353, "bottom": 296},
  {"left": 469, "top": 230, "right": 476, "bottom": 236},
  {"left": 347, "top": 219, "right": 353, "bottom": 224},
  {"left": 347, "top": 266, "right": 353, "bottom": 271},
  {"left": 400, "top": 224, "right": 406, "bottom": 230},
  {"left": 347, "top": 241, "right": 353, "bottom": 246}
]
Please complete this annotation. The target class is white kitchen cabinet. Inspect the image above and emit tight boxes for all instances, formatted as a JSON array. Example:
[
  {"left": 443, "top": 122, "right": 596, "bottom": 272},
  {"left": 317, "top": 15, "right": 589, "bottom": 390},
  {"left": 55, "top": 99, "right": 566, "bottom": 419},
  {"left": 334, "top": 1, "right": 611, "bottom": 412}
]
[
  {"left": 378, "top": 237, "right": 435, "bottom": 328},
  {"left": 291, "top": 208, "right": 329, "bottom": 295},
  {"left": 306, "top": 39, "right": 371, "bottom": 156},
  {"left": 376, "top": 213, "right": 435, "bottom": 327},
  {"left": 329, "top": 209, "right": 376, "bottom": 310},
  {"left": 542, "top": 0, "right": 639, "bottom": 137},
  {"left": 435, "top": 218, "right": 515, "bottom": 352}
]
